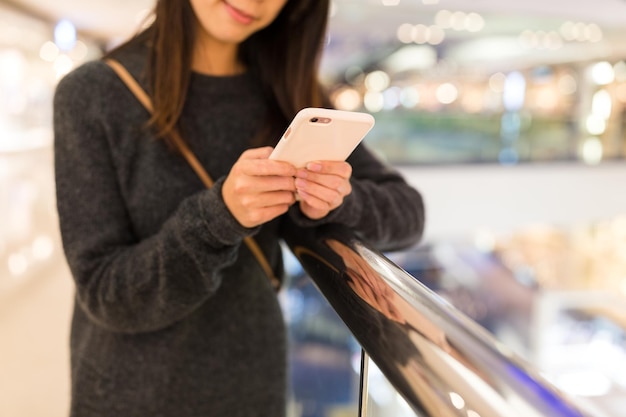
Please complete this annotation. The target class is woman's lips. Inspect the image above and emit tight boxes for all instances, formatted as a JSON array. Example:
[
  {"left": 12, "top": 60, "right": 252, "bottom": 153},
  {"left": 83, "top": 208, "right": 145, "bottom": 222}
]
[{"left": 223, "top": 1, "right": 255, "bottom": 25}]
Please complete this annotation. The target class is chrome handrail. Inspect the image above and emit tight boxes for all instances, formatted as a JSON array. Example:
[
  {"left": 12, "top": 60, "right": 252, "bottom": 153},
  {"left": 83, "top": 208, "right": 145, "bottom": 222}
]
[{"left": 281, "top": 222, "right": 599, "bottom": 417}]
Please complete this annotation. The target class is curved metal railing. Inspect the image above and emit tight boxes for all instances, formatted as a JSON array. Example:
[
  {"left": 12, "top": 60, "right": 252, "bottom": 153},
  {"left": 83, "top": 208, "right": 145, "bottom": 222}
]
[{"left": 281, "top": 222, "right": 600, "bottom": 417}]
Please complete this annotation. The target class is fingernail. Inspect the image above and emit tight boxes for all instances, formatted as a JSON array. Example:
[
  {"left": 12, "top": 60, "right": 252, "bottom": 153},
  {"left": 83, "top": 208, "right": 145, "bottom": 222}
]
[
  {"left": 295, "top": 178, "right": 306, "bottom": 188},
  {"left": 296, "top": 169, "right": 307, "bottom": 178},
  {"left": 306, "top": 162, "right": 322, "bottom": 172}
]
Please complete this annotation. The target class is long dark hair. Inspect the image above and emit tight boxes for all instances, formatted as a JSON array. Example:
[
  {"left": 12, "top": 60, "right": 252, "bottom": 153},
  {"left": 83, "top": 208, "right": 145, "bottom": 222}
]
[{"left": 108, "top": 0, "right": 330, "bottom": 147}]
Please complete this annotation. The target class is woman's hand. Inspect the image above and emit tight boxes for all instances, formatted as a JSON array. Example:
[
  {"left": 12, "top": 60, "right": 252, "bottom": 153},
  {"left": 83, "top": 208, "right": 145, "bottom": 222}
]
[
  {"left": 295, "top": 161, "right": 352, "bottom": 220},
  {"left": 222, "top": 147, "right": 297, "bottom": 228}
]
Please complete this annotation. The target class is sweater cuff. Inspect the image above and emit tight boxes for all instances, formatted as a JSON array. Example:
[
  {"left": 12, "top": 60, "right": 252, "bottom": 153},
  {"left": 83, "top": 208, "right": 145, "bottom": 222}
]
[{"left": 198, "top": 178, "right": 260, "bottom": 245}]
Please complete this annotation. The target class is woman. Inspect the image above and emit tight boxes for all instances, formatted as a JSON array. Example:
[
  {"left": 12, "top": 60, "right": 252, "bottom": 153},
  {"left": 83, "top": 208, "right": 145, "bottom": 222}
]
[{"left": 53, "top": 0, "right": 425, "bottom": 415}]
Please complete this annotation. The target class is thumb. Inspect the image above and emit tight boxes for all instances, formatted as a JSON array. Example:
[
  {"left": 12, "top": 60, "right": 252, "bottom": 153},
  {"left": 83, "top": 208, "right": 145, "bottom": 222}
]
[{"left": 240, "top": 146, "right": 274, "bottom": 160}]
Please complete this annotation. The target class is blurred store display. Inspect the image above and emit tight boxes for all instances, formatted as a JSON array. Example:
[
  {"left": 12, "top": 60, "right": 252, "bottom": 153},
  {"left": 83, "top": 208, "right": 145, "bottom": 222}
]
[
  {"left": 0, "top": 145, "right": 60, "bottom": 296},
  {"left": 0, "top": 3, "right": 98, "bottom": 300},
  {"left": 387, "top": 219, "right": 626, "bottom": 417},
  {"left": 494, "top": 218, "right": 626, "bottom": 292},
  {"left": 3, "top": 0, "right": 626, "bottom": 166}
]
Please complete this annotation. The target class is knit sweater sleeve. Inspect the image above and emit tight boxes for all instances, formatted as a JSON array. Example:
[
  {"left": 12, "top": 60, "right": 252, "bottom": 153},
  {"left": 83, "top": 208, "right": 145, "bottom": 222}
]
[
  {"left": 54, "top": 62, "right": 256, "bottom": 334},
  {"left": 288, "top": 145, "right": 425, "bottom": 252}
]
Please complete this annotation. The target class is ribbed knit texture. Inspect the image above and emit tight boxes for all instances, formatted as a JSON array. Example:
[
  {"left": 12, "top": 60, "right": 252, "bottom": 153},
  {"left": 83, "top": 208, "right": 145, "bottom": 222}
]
[{"left": 54, "top": 43, "right": 425, "bottom": 416}]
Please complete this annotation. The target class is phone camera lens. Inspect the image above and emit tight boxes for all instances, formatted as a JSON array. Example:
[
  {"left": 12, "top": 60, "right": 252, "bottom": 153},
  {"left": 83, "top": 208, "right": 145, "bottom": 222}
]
[{"left": 310, "top": 118, "right": 319, "bottom": 123}]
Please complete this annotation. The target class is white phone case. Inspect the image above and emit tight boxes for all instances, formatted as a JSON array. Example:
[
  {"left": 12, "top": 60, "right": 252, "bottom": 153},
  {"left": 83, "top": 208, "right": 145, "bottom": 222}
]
[{"left": 269, "top": 108, "right": 375, "bottom": 168}]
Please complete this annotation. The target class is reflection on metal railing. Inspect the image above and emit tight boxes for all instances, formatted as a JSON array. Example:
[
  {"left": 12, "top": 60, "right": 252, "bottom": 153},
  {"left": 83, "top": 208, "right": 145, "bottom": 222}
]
[{"left": 281, "top": 222, "right": 599, "bottom": 417}]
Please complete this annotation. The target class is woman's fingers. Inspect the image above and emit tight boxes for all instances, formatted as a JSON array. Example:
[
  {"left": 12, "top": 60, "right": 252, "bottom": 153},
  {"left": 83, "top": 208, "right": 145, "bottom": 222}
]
[
  {"left": 295, "top": 161, "right": 353, "bottom": 219},
  {"left": 222, "top": 147, "right": 298, "bottom": 227},
  {"left": 235, "top": 146, "right": 297, "bottom": 178}
]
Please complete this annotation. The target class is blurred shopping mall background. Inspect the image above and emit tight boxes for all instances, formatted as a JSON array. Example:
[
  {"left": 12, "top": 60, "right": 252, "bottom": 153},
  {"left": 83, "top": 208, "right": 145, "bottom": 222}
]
[{"left": 1, "top": 0, "right": 626, "bottom": 416}]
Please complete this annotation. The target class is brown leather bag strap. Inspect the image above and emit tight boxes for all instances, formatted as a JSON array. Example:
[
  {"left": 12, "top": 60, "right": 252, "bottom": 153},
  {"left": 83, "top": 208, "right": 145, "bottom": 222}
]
[{"left": 104, "top": 59, "right": 281, "bottom": 290}]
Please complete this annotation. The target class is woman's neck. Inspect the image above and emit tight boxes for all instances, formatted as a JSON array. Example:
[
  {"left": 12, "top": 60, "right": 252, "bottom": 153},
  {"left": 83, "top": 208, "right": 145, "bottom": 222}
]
[{"left": 191, "top": 37, "right": 244, "bottom": 76}]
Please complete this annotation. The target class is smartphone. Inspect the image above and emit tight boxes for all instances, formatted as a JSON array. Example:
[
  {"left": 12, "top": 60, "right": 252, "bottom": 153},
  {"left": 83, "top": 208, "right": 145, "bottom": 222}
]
[{"left": 269, "top": 108, "right": 375, "bottom": 168}]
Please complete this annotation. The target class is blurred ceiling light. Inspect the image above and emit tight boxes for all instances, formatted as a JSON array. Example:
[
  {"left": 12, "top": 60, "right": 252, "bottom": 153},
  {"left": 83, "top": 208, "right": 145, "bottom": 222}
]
[
  {"left": 467, "top": 411, "right": 481, "bottom": 417},
  {"left": 433, "top": 10, "right": 485, "bottom": 33},
  {"left": 560, "top": 21, "right": 578, "bottom": 41},
  {"left": 503, "top": 71, "right": 526, "bottom": 111},
  {"left": 573, "top": 22, "right": 589, "bottom": 42},
  {"left": 333, "top": 87, "right": 362, "bottom": 111},
  {"left": 614, "top": 61, "right": 626, "bottom": 82},
  {"left": 590, "top": 61, "right": 615, "bottom": 85},
  {"left": 54, "top": 19, "right": 77, "bottom": 51},
  {"left": 450, "top": 11, "right": 467, "bottom": 31},
  {"left": 68, "top": 40, "right": 89, "bottom": 61},
  {"left": 32, "top": 235, "right": 54, "bottom": 260},
  {"left": 427, "top": 26, "right": 445, "bottom": 45},
  {"left": 364, "top": 91, "right": 384, "bottom": 112},
  {"left": 381, "top": 0, "right": 400, "bottom": 5},
  {"left": 592, "top": 89, "right": 612, "bottom": 120},
  {"left": 39, "top": 41, "right": 59, "bottom": 62},
  {"left": 534, "top": 31, "right": 549, "bottom": 49},
  {"left": 0, "top": 49, "right": 26, "bottom": 86},
  {"left": 519, "top": 30, "right": 563, "bottom": 50},
  {"left": 383, "top": 87, "right": 401, "bottom": 110},
  {"left": 436, "top": 83, "right": 458, "bottom": 104},
  {"left": 585, "top": 24, "right": 603, "bottom": 42},
  {"left": 435, "top": 10, "right": 452, "bottom": 28},
  {"left": 560, "top": 21, "right": 603, "bottom": 43},
  {"left": 545, "top": 31, "right": 564, "bottom": 49},
  {"left": 585, "top": 114, "right": 606, "bottom": 135},
  {"left": 465, "top": 13, "right": 485, "bottom": 32},
  {"left": 518, "top": 30, "right": 534, "bottom": 49},
  {"left": 397, "top": 23, "right": 414, "bottom": 44},
  {"left": 413, "top": 24, "right": 430, "bottom": 44},
  {"left": 397, "top": 24, "right": 445, "bottom": 45},
  {"left": 383, "top": 44, "right": 437, "bottom": 73},
  {"left": 365, "top": 70, "right": 390, "bottom": 92},
  {"left": 54, "top": 54, "right": 74, "bottom": 80},
  {"left": 422, "top": 0, "right": 440, "bottom": 4}
]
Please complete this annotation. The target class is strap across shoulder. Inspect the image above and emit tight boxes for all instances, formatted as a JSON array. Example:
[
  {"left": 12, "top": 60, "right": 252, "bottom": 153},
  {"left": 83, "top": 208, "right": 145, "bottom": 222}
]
[{"left": 104, "top": 58, "right": 281, "bottom": 291}]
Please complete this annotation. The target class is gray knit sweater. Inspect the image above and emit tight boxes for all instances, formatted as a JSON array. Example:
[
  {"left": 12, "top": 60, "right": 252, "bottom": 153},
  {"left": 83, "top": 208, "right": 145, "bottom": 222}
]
[{"left": 53, "top": 44, "right": 424, "bottom": 417}]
